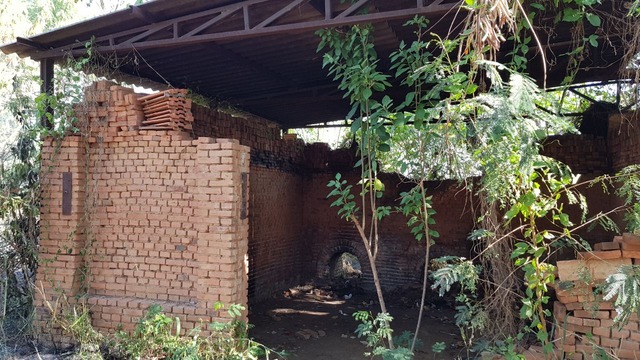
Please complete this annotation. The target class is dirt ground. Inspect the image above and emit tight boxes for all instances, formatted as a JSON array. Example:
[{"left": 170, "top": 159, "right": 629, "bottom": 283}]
[
  {"left": 4, "top": 284, "right": 466, "bottom": 360},
  {"left": 249, "top": 283, "right": 466, "bottom": 360}
]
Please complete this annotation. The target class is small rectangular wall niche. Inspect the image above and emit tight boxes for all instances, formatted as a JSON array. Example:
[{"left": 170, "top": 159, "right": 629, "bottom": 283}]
[{"left": 62, "top": 172, "right": 72, "bottom": 215}]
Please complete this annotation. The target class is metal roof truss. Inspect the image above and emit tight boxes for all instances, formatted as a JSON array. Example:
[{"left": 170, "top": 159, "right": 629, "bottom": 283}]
[{"left": 30, "top": 0, "right": 456, "bottom": 59}]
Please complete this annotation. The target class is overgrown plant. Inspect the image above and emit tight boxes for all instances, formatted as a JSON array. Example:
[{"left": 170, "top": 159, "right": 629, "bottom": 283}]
[
  {"left": 0, "top": 51, "right": 87, "bottom": 345},
  {"left": 321, "top": 17, "right": 474, "bottom": 355},
  {"left": 36, "top": 282, "right": 103, "bottom": 358},
  {"left": 431, "top": 257, "right": 486, "bottom": 358},
  {"left": 603, "top": 264, "right": 640, "bottom": 326},
  {"left": 116, "top": 302, "right": 283, "bottom": 360},
  {"left": 318, "top": 14, "right": 636, "bottom": 360},
  {"left": 602, "top": 165, "right": 640, "bottom": 326},
  {"left": 320, "top": 15, "right": 565, "bottom": 351},
  {"left": 320, "top": 24, "right": 396, "bottom": 349},
  {"left": 352, "top": 311, "right": 413, "bottom": 360}
]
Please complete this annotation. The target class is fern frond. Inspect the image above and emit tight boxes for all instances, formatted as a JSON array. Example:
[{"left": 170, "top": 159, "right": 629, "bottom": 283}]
[{"left": 603, "top": 265, "right": 640, "bottom": 326}]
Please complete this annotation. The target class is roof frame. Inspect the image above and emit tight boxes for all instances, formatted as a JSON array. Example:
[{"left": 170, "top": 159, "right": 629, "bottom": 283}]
[{"left": 29, "top": 0, "right": 457, "bottom": 60}]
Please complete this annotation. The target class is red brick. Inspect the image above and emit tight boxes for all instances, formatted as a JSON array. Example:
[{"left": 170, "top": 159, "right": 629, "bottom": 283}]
[
  {"left": 601, "top": 337, "right": 620, "bottom": 348},
  {"left": 612, "top": 328, "right": 631, "bottom": 339}
]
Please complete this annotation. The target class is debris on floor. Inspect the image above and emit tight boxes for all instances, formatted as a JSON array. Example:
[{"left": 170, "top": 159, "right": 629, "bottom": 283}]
[{"left": 250, "top": 281, "right": 464, "bottom": 359}]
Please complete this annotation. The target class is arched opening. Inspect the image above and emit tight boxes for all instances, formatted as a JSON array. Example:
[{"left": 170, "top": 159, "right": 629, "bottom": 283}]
[{"left": 327, "top": 251, "right": 362, "bottom": 292}]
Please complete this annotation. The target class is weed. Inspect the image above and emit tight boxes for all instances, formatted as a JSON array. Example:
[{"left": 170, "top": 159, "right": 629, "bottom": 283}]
[{"left": 115, "top": 302, "right": 285, "bottom": 360}]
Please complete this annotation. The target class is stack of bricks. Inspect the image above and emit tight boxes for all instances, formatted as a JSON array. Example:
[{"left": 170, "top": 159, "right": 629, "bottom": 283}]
[
  {"left": 79, "top": 80, "right": 145, "bottom": 139},
  {"left": 191, "top": 104, "right": 304, "bottom": 167},
  {"left": 37, "top": 81, "right": 250, "bottom": 343},
  {"left": 553, "top": 233, "right": 640, "bottom": 359},
  {"left": 608, "top": 112, "right": 640, "bottom": 172},
  {"left": 541, "top": 134, "right": 609, "bottom": 174},
  {"left": 140, "top": 89, "right": 194, "bottom": 131},
  {"left": 192, "top": 138, "right": 250, "bottom": 314}
]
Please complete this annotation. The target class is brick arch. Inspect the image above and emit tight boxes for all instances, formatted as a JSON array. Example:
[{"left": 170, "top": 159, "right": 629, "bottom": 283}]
[{"left": 315, "top": 240, "right": 368, "bottom": 279}]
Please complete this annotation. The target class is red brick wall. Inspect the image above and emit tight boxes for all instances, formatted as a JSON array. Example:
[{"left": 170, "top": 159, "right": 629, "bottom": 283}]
[
  {"left": 540, "top": 112, "right": 640, "bottom": 244},
  {"left": 190, "top": 104, "right": 478, "bottom": 295},
  {"left": 560, "top": 174, "right": 620, "bottom": 246},
  {"left": 609, "top": 112, "right": 640, "bottom": 172},
  {"left": 37, "top": 137, "right": 87, "bottom": 345},
  {"left": 37, "top": 83, "right": 250, "bottom": 341},
  {"left": 248, "top": 167, "right": 304, "bottom": 301},
  {"left": 191, "top": 104, "right": 304, "bottom": 167},
  {"left": 303, "top": 171, "right": 474, "bottom": 291},
  {"left": 86, "top": 135, "right": 199, "bottom": 304},
  {"left": 191, "top": 105, "right": 307, "bottom": 303},
  {"left": 542, "top": 134, "right": 610, "bottom": 174},
  {"left": 541, "top": 111, "right": 640, "bottom": 175}
]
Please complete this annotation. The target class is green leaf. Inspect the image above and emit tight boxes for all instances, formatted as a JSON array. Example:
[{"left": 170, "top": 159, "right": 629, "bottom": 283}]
[
  {"left": 536, "top": 329, "right": 548, "bottom": 342},
  {"left": 351, "top": 118, "right": 362, "bottom": 133},
  {"left": 586, "top": 13, "right": 601, "bottom": 27},
  {"left": 562, "top": 8, "right": 582, "bottom": 22},
  {"left": 530, "top": 3, "right": 545, "bottom": 10},
  {"left": 512, "top": 242, "right": 529, "bottom": 259},
  {"left": 382, "top": 95, "right": 392, "bottom": 107},
  {"left": 505, "top": 205, "right": 520, "bottom": 221},
  {"left": 432, "top": 342, "right": 446, "bottom": 353},
  {"left": 377, "top": 127, "right": 391, "bottom": 141},
  {"left": 394, "top": 112, "right": 407, "bottom": 126},
  {"left": 347, "top": 103, "right": 358, "bottom": 120},
  {"left": 558, "top": 213, "right": 572, "bottom": 226},
  {"left": 404, "top": 92, "right": 415, "bottom": 107}
]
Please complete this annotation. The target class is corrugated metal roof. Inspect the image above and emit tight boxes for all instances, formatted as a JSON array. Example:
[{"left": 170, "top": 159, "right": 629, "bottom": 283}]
[{"left": 1, "top": 0, "right": 631, "bottom": 127}]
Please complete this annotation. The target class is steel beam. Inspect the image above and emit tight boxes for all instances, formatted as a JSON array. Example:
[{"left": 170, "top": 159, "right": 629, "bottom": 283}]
[
  {"left": 255, "top": 0, "right": 307, "bottom": 29},
  {"left": 30, "top": 0, "right": 458, "bottom": 59},
  {"left": 40, "top": 58, "right": 54, "bottom": 128}
]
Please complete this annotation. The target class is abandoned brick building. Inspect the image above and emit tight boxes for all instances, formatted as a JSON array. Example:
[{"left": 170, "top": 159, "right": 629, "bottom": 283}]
[{"left": 2, "top": 0, "right": 640, "bottom": 357}]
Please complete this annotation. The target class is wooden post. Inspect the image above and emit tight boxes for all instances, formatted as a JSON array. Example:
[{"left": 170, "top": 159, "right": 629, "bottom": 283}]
[{"left": 40, "top": 58, "right": 54, "bottom": 129}]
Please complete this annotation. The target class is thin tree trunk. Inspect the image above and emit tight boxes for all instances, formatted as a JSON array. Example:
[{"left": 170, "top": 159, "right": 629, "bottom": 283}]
[
  {"left": 352, "top": 215, "right": 395, "bottom": 349},
  {"left": 411, "top": 181, "right": 433, "bottom": 352}
]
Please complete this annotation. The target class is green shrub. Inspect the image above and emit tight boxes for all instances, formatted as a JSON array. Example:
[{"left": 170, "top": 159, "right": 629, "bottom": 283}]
[{"left": 115, "top": 302, "right": 284, "bottom": 360}]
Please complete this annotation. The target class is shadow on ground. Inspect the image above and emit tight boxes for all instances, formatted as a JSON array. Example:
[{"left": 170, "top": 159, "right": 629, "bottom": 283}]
[{"left": 250, "top": 283, "right": 465, "bottom": 360}]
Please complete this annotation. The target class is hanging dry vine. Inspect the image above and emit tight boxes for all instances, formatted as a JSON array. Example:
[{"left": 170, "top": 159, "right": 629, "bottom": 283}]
[{"left": 462, "top": 0, "right": 516, "bottom": 61}]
